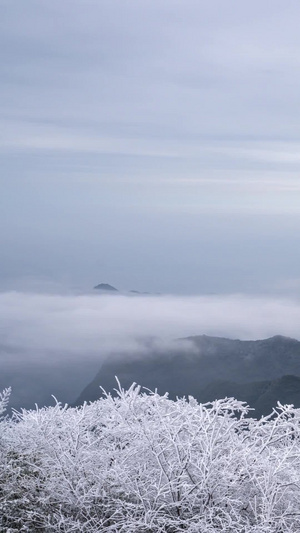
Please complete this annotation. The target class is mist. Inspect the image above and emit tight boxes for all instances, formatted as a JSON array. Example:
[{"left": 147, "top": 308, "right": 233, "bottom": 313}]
[{"left": 1, "top": 290, "right": 300, "bottom": 409}]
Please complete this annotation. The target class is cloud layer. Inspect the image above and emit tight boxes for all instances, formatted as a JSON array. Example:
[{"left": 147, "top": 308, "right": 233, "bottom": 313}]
[
  {"left": 1, "top": 290, "right": 300, "bottom": 409},
  {"left": 2, "top": 291, "right": 300, "bottom": 355}
]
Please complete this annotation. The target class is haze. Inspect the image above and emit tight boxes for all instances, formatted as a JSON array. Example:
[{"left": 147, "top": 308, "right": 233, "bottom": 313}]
[{"left": 1, "top": 1, "right": 300, "bottom": 295}]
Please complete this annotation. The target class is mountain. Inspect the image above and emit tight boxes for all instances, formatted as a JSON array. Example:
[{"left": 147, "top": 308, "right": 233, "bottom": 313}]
[
  {"left": 199, "top": 375, "right": 300, "bottom": 418},
  {"left": 94, "top": 283, "right": 118, "bottom": 291},
  {"left": 75, "top": 335, "right": 300, "bottom": 415},
  {"left": 93, "top": 285, "right": 156, "bottom": 294}
]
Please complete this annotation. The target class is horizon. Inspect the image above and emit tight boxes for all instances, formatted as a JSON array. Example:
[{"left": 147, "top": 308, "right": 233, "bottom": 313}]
[{"left": 2, "top": 1, "right": 300, "bottom": 295}]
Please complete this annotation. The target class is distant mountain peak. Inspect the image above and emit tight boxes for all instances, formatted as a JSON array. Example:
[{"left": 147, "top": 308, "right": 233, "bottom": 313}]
[{"left": 94, "top": 283, "right": 118, "bottom": 292}]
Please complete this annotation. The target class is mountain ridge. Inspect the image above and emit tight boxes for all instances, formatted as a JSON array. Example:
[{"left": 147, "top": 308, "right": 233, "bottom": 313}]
[{"left": 75, "top": 334, "right": 300, "bottom": 415}]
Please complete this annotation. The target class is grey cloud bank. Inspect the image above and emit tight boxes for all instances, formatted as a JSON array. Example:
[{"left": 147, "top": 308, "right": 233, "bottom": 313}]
[
  {"left": 2, "top": 291, "right": 300, "bottom": 355},
  {"left": 1, "top": 290, "right": 300, "bottom": 408}
]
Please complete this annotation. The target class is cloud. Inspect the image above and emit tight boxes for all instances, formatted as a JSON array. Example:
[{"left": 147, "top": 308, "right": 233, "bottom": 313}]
[
  {"left": 1, "top": 290, "right": 300, "bottom": 409},
  {"left": 1, "top": 291, "right": 300, "bottom": 357},
  {"left": 2, "top": 1, "right": 300, "bottom": 151}
]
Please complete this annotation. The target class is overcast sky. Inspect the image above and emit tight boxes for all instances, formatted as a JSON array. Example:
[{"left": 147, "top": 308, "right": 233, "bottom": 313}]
[{"left": 1, "top": 0, "right": 300, "bottom": 294}]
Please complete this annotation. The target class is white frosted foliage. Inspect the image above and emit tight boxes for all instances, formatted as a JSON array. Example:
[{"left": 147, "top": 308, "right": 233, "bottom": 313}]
[{"left": 0, "top": 383, "right": 300, "bottom": 531}]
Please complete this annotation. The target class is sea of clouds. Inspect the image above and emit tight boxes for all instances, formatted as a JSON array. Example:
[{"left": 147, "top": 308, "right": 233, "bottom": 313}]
[{"left": 1, "top": 290, "right": 300, "bottom": 409}]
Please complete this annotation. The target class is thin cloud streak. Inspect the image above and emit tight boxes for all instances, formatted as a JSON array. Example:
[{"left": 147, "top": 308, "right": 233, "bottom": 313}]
[{"left": 3, "top": 120, "right": 300, "bottom": 169}]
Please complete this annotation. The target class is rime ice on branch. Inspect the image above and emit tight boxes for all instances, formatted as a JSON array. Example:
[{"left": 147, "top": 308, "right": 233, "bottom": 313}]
[{"left": 0, "top": 383, "right": 300, "bottom": 531}]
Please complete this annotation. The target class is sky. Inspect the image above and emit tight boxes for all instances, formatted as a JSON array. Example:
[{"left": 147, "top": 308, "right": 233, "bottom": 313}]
[{"left": 1, "top": 0, "right": 300, "bottom": 294}]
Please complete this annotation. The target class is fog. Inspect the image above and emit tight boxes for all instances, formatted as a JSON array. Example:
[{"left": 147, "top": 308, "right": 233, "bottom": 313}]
[{"left": 1, "top": 290, "right": 300, "bottom": 409}]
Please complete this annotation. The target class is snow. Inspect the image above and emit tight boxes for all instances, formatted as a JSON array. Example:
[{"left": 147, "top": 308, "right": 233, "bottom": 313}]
[{"left": 0, "top": 383, "right": 300, "bottom": 531}]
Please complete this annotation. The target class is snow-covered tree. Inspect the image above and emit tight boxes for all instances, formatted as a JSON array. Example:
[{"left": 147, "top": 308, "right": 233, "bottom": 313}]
[{"left": 1, "top": 383, "right": 300, "bottom": 531}]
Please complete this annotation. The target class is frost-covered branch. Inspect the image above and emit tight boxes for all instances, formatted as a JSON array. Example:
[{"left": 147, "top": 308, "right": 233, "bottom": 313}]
[{"left": 1, "top": 384, "right": 300, "bottom": 531}]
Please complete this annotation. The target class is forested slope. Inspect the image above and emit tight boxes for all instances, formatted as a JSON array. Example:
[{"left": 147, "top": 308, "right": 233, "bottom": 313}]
[{"left": 76, "top": 335, "right": 300, "bottom": 415}]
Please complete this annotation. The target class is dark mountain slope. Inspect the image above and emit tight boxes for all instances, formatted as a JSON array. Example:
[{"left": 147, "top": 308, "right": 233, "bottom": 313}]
[
  {"left": 76, "top": 335, "right": 300, "bottom": 410},
  {"left": 199, "top": 375, "right": 300, "bottom": 418}
]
